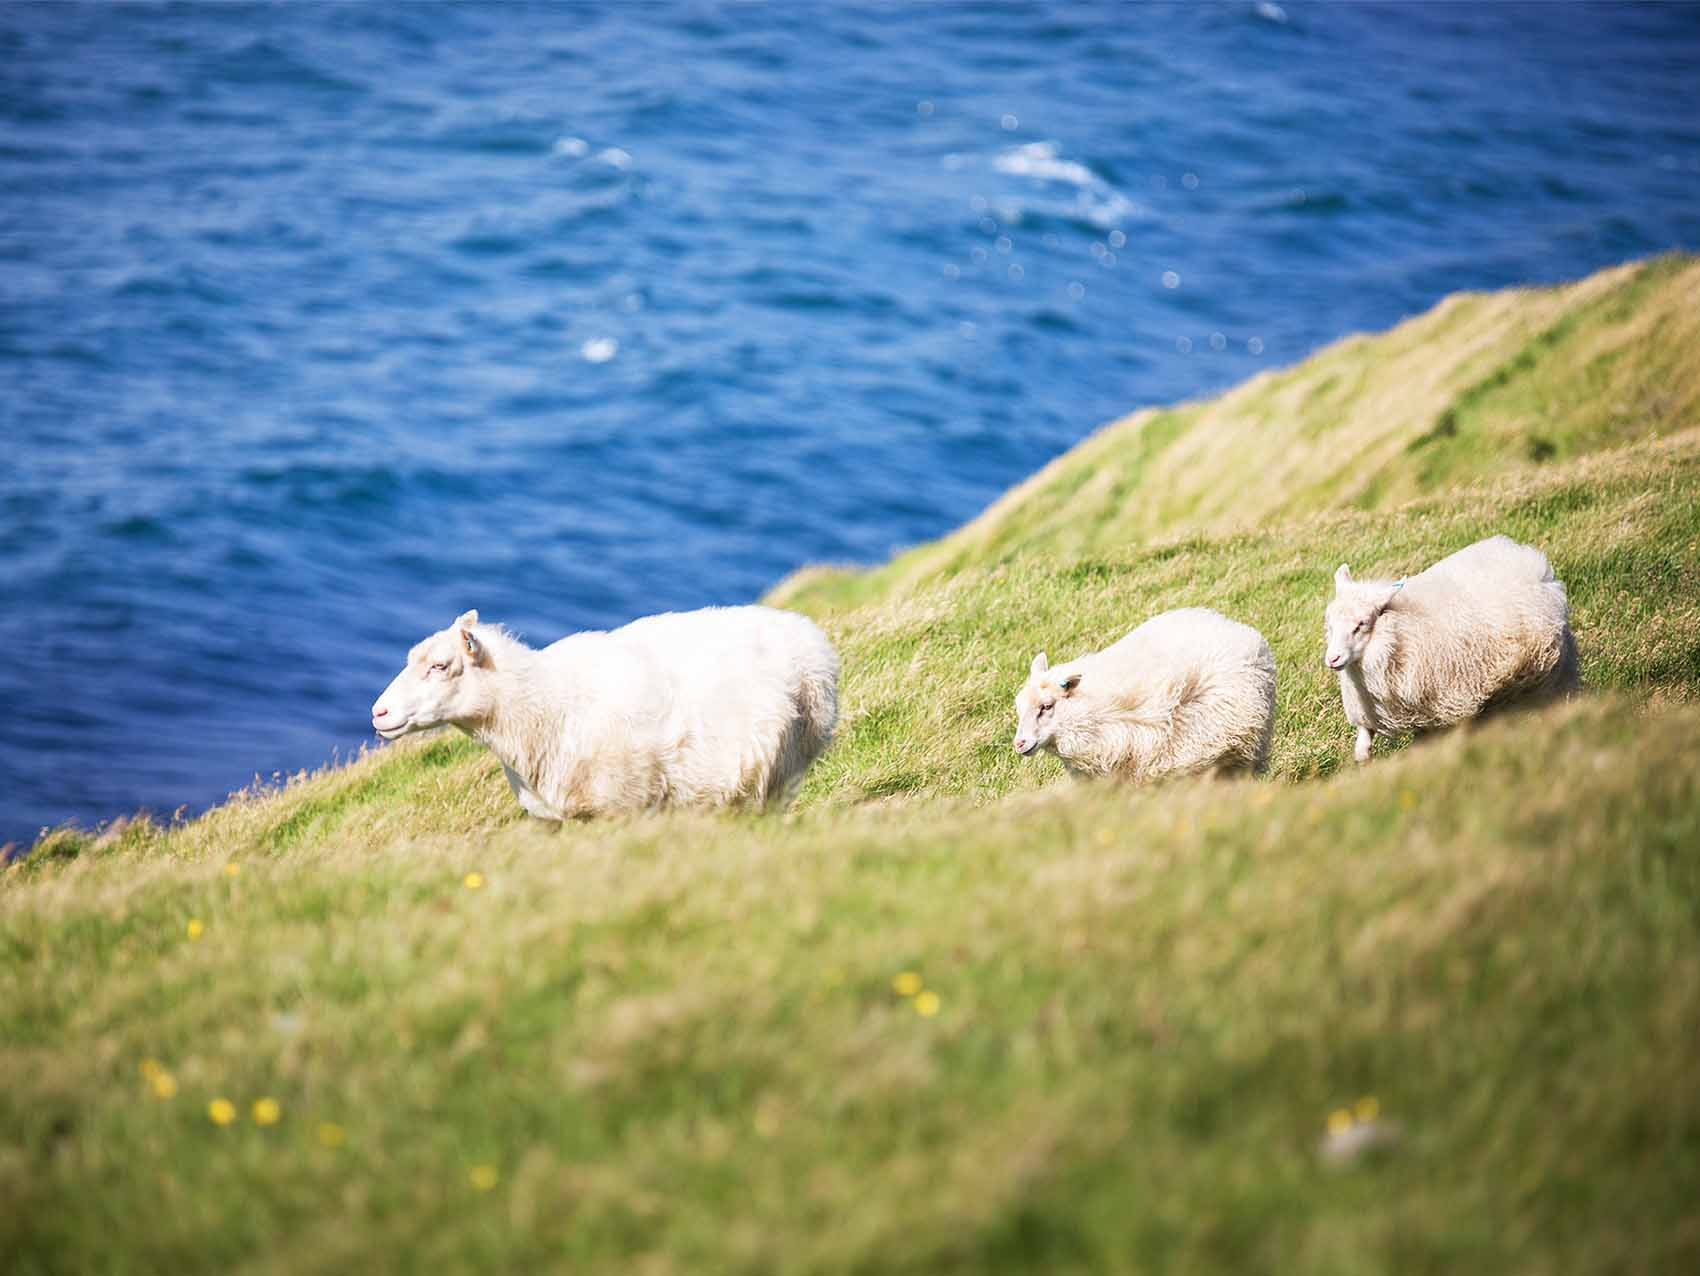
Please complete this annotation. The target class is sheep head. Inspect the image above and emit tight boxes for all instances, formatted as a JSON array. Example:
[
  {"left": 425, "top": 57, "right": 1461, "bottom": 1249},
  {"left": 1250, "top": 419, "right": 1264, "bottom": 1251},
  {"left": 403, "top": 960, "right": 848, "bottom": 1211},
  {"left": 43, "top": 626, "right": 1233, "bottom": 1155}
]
[
  {"left": 1324, "top": 565, "right": 1402, "bottom": 670},
  {"left": 371, "top": 610, "right": 494, "bottom": 739},
  {"left": 1013, "top": 651, "right": 1083, "bottom": 756}
]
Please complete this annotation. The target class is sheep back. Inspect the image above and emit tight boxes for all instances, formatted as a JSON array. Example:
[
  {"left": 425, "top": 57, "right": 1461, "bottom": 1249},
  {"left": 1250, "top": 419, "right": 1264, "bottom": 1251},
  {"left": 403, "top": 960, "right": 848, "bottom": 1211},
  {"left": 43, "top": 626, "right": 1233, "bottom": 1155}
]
[
  {"left": 515, "top": 605, "right": 838, "bottom": 815},
  {"left": 1346, "top": 536, "right": 1578, "bottom": 733},
  {"left": 1055, "top": 607, "right": 1277, "bottom": 780}
]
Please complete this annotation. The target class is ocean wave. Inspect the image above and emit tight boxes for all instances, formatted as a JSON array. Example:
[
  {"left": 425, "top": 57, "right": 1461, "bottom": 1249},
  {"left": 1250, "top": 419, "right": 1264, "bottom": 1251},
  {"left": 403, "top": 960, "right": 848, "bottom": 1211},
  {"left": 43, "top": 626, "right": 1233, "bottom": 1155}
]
[
  {"left": 994, "top": 140, "right": 1098, "bottom": 188},
  {"left": 988, "top": 141, "right": 1148, "bottom": 228},
  {"left": 204, "top": 38, "right": 366, "bottom": 96}
]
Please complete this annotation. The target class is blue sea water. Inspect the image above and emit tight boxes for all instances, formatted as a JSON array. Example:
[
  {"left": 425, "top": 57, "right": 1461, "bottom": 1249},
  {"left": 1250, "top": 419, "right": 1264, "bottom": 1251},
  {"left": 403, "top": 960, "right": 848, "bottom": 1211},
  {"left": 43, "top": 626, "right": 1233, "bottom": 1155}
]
[{"left": 2, "top": 2, "right": 1698, "bottom": 846}]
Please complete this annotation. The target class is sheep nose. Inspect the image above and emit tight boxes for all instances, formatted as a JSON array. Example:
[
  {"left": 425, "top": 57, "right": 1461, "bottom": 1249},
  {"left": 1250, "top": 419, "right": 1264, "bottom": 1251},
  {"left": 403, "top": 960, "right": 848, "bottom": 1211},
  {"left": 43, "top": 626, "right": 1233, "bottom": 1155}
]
[{"left": 372, "top": 705, "right": 389, "bottom": 720}]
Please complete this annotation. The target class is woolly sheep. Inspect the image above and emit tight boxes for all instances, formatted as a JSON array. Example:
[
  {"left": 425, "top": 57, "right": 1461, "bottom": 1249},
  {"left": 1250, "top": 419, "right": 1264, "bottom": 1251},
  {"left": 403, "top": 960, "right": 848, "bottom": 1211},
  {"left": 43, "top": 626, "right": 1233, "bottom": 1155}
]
[
  {"left": 1013, "top": 607, "right": 1277, "bottom": 781},
  {"left": 1325, "top": 534, "right": 1579, "bottom": 763},
  {"left": 370, "top": 605, "right": 838, "bottom": 818}
]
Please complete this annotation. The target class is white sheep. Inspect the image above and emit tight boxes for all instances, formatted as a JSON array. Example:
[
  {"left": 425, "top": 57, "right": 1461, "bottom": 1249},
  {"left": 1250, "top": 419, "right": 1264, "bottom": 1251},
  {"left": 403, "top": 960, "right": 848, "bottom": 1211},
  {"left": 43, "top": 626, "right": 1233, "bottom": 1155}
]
[
  {"left": 1325, "top": 534, "right": 1579, "bottom": 763},
  {"left": 371, "top": 605, "right": 838, "bottom": 818},
  {"left": 1013, "top": 607, "right": 1277, "bottom": 781}
]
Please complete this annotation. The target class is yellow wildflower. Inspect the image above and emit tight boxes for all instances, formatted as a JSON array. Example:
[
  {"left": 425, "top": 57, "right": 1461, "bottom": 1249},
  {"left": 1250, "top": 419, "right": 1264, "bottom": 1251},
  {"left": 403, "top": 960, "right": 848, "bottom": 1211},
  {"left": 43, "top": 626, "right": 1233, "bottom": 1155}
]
[
  {"left": 892, "top": 971, "right": 922, "bottom": 997},
  {"left": 464, "top": 872, "right": 485, "bottom": 891},
  {"left": 1354, "top": 1095, "right": 1381, "bottom": 1122},
  {"left": 317, "top": 1122, "right": 346, "bottom": 1149},
  {"left": 469, "top": 1164, "right": 499, "bottom": 1191},
  {"left": 1399, "top": 790, "right": 1417, "bottom": 812},
  {"left": 252, "top": 1097, "right": 281, "bottom": 1126},
  {"left": 914, "top": 990, "right": 941, "bottom": 1017},
  {"left": 224, "top": 863, "right": 240, "bottom": 877},
  {"left": 138, "top": 1057, "right": 163, "bottom": 1079},
  {"left": 208, "top": 1098, "right": 237, "bottom": 1125},
  {"left": 1325, "top": 1108, "right": 1353, "bottom": 1136},
  {"left": 186, "top": 918, "right": 204, "bottom": 940}
]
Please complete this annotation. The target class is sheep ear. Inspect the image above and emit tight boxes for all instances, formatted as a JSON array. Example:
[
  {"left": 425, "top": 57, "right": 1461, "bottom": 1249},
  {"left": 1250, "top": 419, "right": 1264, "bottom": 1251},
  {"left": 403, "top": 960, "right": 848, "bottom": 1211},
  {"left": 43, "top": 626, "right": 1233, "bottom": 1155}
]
[
  {"left": 1372, "top": 583, "right": 1402, "bottom": 614},
  {"left": 460, "top": 625, "right": 481, "bottom": 662},
  {"left": 455, "top": 609, "right": 479, "bottom": 628},
  {"left": 1030, "top": 652, "right": 1049, "bottom": 678},
  {"left": 1059, "top": 672, "right": 1082, "bottom": 694},
  {"left": 1334, "top": 563, "right": 1352, "bottom": 589}
]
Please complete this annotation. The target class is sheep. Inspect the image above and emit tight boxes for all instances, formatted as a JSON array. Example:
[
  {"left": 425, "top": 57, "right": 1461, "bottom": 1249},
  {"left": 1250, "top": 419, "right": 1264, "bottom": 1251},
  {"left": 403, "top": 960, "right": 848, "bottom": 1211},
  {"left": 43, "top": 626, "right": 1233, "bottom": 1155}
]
[
  {"left": 370, "top": 605, "right": 838, "bottom": 818},
  {"left": 1013, "top": 607, "right": 1277, "bottom": 782},
  {"left": 1325, "top": 534, "right": 1580, "bottom": 763}
]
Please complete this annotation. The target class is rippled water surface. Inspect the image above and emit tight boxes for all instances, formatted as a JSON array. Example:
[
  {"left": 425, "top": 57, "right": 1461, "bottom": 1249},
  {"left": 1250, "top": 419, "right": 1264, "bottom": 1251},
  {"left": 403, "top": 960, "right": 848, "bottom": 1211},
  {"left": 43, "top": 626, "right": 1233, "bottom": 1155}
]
[{"left": 3, "top": 2, "right": 1698, "bottom": 843}]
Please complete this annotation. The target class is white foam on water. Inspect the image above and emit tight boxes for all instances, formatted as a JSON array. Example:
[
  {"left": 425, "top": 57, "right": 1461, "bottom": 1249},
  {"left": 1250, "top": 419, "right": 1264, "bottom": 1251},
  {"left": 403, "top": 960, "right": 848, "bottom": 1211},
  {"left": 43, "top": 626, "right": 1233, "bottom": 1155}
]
[
  {"left": 992, "top": 141, "right": 1145, "bottom": 228},
  {"left": 1080, "top": 190, "right": 1140, "bottom": 228},
  {"left": 994, "top": 140, "right": 1094, "bottom": 188}
]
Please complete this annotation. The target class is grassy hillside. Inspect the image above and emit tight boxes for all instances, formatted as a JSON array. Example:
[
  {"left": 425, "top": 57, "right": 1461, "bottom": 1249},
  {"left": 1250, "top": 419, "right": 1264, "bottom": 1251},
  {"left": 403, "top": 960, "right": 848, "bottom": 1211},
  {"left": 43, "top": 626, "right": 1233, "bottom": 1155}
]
[
  {"left": 4, "top": 256, "right": 1699, "bottom": 1275},
  {"left": 5, "top": 699, "right": 1699, "bottom": 1274},
  {"left": 796, "top": 428, "right": 1700, "bottom": 805},
  {"left": 771, "top": 252, "right": 1700, "bottom": 612}
]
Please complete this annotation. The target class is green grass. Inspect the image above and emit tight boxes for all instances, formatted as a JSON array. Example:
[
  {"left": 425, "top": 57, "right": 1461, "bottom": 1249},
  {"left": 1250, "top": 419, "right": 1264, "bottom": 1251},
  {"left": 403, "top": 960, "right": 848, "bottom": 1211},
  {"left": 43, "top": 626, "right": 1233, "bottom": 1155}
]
[
  {"left": 4, "top": 257, "right": 1700, "bottom": 1274},
  {"left": 794, "top": 430, "right": 1700, "bottom": 802}
]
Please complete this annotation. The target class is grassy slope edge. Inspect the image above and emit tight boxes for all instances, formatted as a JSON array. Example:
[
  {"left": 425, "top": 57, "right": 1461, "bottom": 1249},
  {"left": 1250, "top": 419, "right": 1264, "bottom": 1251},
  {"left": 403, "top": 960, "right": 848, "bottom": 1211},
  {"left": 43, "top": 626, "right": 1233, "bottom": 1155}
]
[
  {"left": 4, "top": 257, "right": 1699, "bottom": 1275},
  {"left": 769, "top": 252, "right": 1699, "bottom": 612}
]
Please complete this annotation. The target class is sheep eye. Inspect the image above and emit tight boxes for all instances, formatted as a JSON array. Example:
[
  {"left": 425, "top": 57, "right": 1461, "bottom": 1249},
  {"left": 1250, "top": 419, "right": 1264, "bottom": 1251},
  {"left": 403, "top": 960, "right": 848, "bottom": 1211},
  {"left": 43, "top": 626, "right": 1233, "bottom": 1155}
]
[{"left": 430, "top": 661, "right": 448, "bottom": 673}]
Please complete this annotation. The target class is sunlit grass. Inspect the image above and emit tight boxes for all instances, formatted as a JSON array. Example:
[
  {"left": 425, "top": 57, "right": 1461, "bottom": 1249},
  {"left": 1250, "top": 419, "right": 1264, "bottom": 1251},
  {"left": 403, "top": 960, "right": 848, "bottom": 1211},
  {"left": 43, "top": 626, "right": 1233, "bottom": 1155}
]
[{"left": 3, "top": 698, "right": 1697, "bottom": 1272}]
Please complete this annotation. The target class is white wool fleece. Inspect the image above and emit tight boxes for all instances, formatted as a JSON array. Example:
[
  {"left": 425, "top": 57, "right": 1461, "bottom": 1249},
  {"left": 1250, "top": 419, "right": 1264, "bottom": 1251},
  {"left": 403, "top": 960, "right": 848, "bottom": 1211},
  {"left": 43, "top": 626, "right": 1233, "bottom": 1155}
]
[
  {"left": 1325, "top": 534, "right": 1579, "bottom": 762},
  {"left": 1013, "top": 607, "right": 1277, "bottom": 782},
  {"left": 372, "top": 605, "right": 838, "bottom": 818}
]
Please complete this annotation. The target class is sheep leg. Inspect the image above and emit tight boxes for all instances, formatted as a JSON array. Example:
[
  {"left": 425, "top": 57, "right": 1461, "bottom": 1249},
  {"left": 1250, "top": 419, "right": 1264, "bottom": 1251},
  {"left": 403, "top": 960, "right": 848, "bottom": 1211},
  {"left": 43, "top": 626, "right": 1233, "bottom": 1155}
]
[{"left": 1353, "top": 727, "right": 1374, "bottom": 764}]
